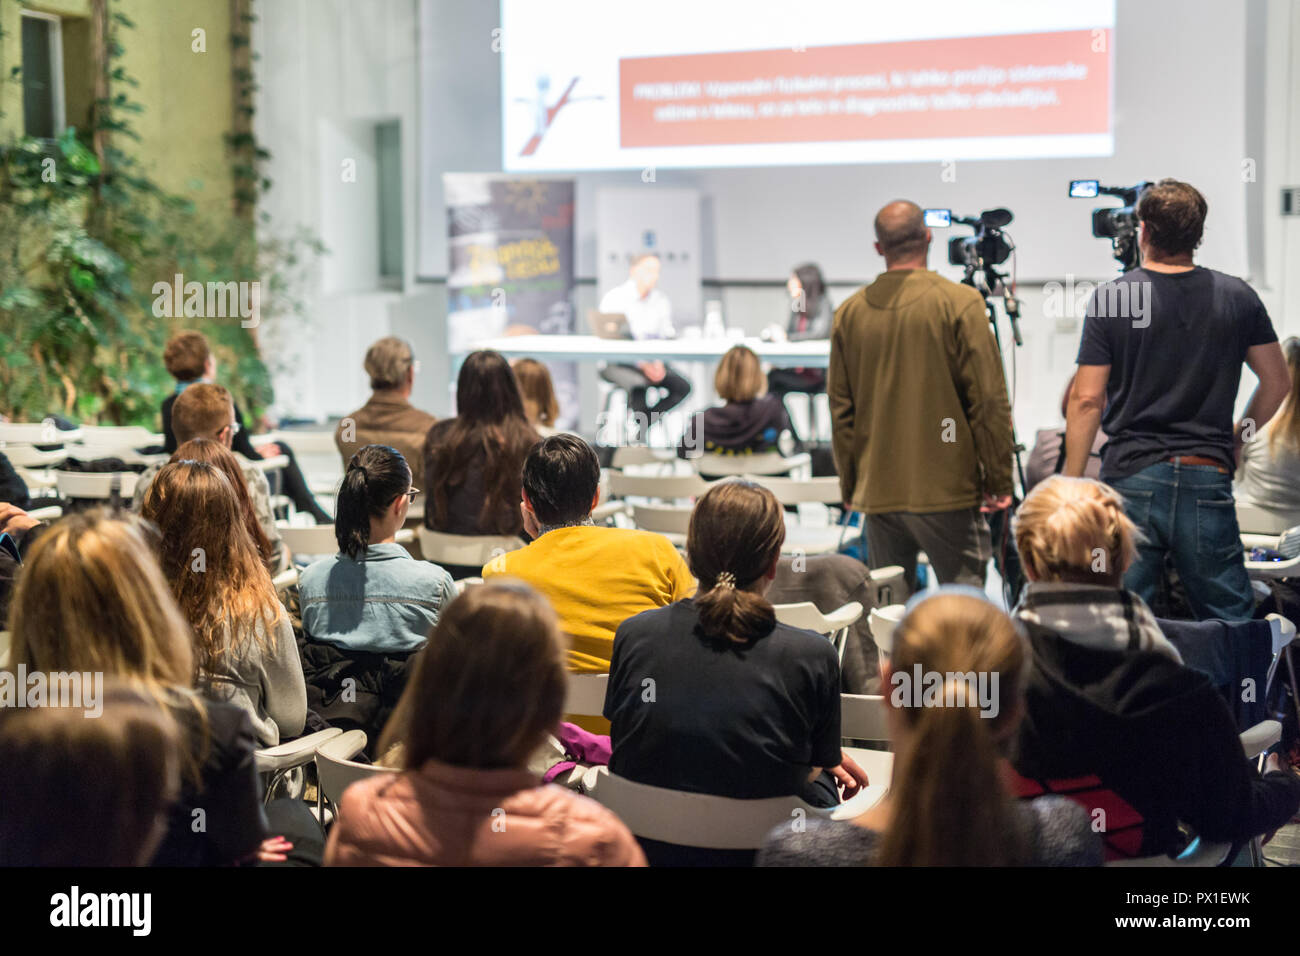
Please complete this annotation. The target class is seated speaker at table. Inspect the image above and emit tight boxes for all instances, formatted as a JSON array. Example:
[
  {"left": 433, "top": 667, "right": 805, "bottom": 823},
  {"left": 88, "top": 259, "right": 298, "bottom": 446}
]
[{"left": 597, "top": 253, "right": 691, "bottom": 431}]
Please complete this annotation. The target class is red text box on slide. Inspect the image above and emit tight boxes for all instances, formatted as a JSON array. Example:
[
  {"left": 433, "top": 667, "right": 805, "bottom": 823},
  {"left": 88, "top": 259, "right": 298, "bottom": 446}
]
[{"left": 619, "top": 29, "right": 1110, "bottom": 148}]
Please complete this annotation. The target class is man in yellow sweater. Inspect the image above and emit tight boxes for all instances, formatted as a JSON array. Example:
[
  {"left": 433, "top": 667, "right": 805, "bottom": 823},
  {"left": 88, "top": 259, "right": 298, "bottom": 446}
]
[{"left": 483, "top": 433, "right": 696, "bottom": 673}]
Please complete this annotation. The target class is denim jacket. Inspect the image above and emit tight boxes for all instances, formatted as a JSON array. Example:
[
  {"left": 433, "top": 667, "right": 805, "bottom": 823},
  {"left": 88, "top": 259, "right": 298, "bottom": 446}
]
[{"left": 299, "top": 543, "right": 454, "bottom": 654}]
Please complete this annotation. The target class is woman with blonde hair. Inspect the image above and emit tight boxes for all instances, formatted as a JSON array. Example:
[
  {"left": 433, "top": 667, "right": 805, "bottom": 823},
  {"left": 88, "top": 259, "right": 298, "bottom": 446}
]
[
  {"left": 606, "top": 479, "right": 865, "bottom": 865},
  {"left": 678, "top": 345, "right": 800, "bottom": 466},
  {"left": 511, "top": 357, "right": 562, "bottom": 437},
  {"left": 141, "top": 460, "right": 306, "bottom": 748},
  {"left": 1237, "top": 336, "right": 1300, "bottom": 526},
  {"left": 325, "top": 580, "right": 645, "bottom": 867},
  {"left": 1010, "top": 475, "right": 1300, "bottom": 859},
  {"left": 5, "top": 510, "right": 275, "bottom": 866}
]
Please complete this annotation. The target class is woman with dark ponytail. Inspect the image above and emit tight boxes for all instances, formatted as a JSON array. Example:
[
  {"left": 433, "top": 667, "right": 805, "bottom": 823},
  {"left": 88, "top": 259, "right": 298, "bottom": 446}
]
[
  {"left": 759, "top": 590, "right": 1101, "bottom": 867},
  {"left": 299, "top": 445, "right": 454, "bottom": 654},
  {"left": 605, "top": 479, "right": 867, "bottom": 866}
]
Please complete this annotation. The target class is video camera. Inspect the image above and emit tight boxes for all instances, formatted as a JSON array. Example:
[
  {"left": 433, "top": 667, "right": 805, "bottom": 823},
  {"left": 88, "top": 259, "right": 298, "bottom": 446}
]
[
  {"left": 923, "top": 207, "right": 1015, "bottom": 270},
  {"left": 1069, "top": 180, "right": 1151, "bottom": 272}
]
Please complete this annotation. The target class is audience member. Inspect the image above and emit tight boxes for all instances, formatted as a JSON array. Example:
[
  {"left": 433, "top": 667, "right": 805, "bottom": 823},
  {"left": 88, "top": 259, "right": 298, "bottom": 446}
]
[
  {"left": 679, "top": 345, "right": 801, "bottom": 466},
  {"left": 134, "top": 382, "right": 288, "bottom": 572},
  {"left": 141, "top": 461, "right": 307, "bottom": 748},
  {"left": 336, "top": 337, "right": 438, "bottom": 489},
  {"left": 767, "top": 262, "right": 832, "bottom": 398},
  {"left": 1024, "top": 373, "right": 1105, "bottom": 492},
  {"left": 5, "top": 511, "right": 296, "bottom": 866},
  {"left": 423, "top": 350, "right": 540, "bottom": 552},
  {"left": 173, "top": 438, "right": 276, "bottom": 572},
  {"left": 607, "top": 480, "right": 866, "bottom": 865},
  {"left": 512, "top": 357, "right": 562, "bottom": 437},
  {"left": 0, "top": 682, "right": 181, "bottom": 866},
  {"left": 0, "top": 451, "right": 29, "bottom": 509},
  {"left": 760, "top": 589, "right": 1101, "bottom": 866},
  {"left": 325, "top": 580, "right": 647, "bottom": 867},
  {"left": 829, "top": 199, "right": 1014, "bottom": 593},
  {"left": 1011, "top": 476, "right": 1300, "bottom": 857},
  {"left": 300, "top": 445, "right": 453, "bottom": 654},
  {"left": 1236, "top": 336, "right": 1300, "bottom": 528},
  {"left": 482, "top": 434, "right": 694, "bottom": 673},
  {"left": 1065, "top": 179, "right": 1290, "bottom": 621},
  {"left": 162, "top": 330, "right": 330, "bottom": 522}
]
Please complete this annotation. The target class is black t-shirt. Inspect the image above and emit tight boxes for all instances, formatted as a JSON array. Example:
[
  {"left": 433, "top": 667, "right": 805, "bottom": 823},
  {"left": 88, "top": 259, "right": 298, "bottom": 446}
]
[
  {"left": 604, "top": 600, "right": 842, "bottom": 800},
  {"left": 1076, "top": 266, "right": 1277, "bottom": 479}
]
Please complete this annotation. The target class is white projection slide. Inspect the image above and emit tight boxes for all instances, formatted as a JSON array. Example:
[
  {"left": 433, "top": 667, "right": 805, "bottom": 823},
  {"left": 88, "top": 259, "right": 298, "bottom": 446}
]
[{"left": 500, "top": 0, "right": 1115, "bottom": 171}]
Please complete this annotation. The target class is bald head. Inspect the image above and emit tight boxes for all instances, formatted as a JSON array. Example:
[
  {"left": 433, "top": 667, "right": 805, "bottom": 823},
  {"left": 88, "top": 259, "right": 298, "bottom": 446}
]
[{"left": 874, "top": 200, "right": 930, "bottom": 266}]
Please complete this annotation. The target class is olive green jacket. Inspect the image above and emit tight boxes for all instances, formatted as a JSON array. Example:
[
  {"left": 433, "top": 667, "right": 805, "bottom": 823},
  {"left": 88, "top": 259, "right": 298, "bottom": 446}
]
[{"left": 827, "top": 269, "right": 1014, "bottom": 514}]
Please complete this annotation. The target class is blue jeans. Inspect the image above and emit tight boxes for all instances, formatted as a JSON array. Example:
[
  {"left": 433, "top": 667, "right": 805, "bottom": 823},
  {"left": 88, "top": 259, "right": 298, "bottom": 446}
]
[{"left": 1108, "top": 461, "right": 1254, "bottom": 622}]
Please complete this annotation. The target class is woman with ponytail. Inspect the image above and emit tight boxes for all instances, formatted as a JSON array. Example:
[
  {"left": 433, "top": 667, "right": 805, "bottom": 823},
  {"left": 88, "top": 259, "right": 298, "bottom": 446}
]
[
  {"left": 299, "top": 444, "right": 454, "bottom": 654},
  {"left": 760, "top": 589, "right": 1101, "bottom": 866},
  {"left": 605, "top": 479, "right": 867, "bottom": 865}
]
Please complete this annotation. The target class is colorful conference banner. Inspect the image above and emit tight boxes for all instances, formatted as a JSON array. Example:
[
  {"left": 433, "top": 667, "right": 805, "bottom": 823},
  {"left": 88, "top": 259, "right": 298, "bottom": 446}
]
[{"left": 443, "top": 174, "right": 577, "bottom": 427}]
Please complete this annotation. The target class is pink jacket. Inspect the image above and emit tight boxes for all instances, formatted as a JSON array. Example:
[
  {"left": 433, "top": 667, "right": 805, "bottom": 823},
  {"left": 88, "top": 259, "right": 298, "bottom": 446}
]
[{"left": 324, "top": 759, "right": 647, "bottom": 867}]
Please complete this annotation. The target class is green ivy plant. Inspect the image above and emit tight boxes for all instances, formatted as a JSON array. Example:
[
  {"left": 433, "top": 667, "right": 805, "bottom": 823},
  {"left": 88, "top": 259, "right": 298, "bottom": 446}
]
[{"left": 0, "top": 0, "right": 322, "bottom": 427}]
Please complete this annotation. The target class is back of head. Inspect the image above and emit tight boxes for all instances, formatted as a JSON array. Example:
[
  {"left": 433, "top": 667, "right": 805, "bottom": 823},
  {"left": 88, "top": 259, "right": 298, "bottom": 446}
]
[
  {"left": 163, "top": 331, "right": 211, "bottom": 384},
  {"left": 140, "top": 460, "right": 279, "bottom": 667},
  {"left": 380, "top": 580, "right": 565, "bottom": 769},
  {"left": 873, "top": 200, "right": 928, "bottom": 263},
  {"left": 455, "top": 349, "right": 528, "bottom": 426},
  {"left": 687, "top": 480, "right": 785, "bottom": 645},
  {"left": 1014, "top": 475, "right": 1136, "bottom": 587},
  {"left": 173, "top": 437, "right": 272, "bottom": 564},
  {"left": 521, "top": 433, "right": 599, "bottom": 529},
  {"left": 0, "top": 682, "right": 181, "bottom": 866},
  {"left": 1137, "top": 178, "right": 1207, "bottom": 258},
  {"left": 364, "top": 336, "right": 415, "bottom": 392},
  {"left": 336, "top": 444, "right": 412, "bottom": 559},
  {"left": 512, "top": 358, "right": 560, "bottom": 428},
  {"left": 172, "top": 382, "right": 234, "bottom": 445},
  {"left": 8, "top": 509, "right": 194, "bottom": 688},
  {"left": 714, "top": 345, "right": 766, "bottom": 403},
  {"left": 879, "top": 591, "right": 1028, "bottom": 866}
]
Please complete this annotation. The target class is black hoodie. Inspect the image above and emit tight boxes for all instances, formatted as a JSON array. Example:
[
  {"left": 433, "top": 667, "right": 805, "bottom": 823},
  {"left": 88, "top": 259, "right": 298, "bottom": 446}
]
[{"left": 1014, "top": 621, "right": 1300, "bottom": 857}]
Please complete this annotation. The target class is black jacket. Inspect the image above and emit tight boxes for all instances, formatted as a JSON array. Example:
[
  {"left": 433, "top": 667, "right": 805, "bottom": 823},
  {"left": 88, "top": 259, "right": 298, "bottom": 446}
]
[
  {"left": 1015, "top": 621, "right": 1300, "bottom": 856},
  {"left": 679, "top": 395, "right": 800, "bottom": 462}
]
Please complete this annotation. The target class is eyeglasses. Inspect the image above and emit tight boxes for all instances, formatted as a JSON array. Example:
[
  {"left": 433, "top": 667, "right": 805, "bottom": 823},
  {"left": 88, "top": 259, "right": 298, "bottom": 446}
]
[
  {"left": 403, "top": 487, "right": 420, "bottom": 503},
  {"left": 223, "top": 420, "right": 241, "bottom": 437}
]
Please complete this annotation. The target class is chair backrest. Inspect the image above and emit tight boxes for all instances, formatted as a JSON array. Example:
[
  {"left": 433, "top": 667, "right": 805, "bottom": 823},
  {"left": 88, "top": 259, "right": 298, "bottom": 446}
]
[
  {"left": 416, "top": 527, "right": 525, "bottom": 568},
  {"left": 840, "top": 694, "right": 889, "bottom": 742},
  {"left": 565, "top": 673, "right": 609, "bottom": 717},
  {"left": 0, "top": 444, "right": 69, "bottom": 469},
  {"left": 315, "top": 734, "right": 396, "bottom": 818},
  {"left": 76, "top": 425, "right": 160, "bottom": 452},
  {"left": 1237, "top": 502, "right": 1293, "bottom": 536},
  {"left": 868, "top": 604, "right": 906, "bottom": 657},
  {"left": 55, "top": 470, "right": 139, "bottom": 500},
  {"left": 743, "top": 474, "right": 840, "bottom": 504},
  {"left": 695, "top": 451, "right": 807, "bottom": 478},
  {"left": 630, "top": 502, "right": 692, "bottom": 537},
  {"left": 773, "top": 601, "right": 864, "bottom": 635},
  {"left": 277, "top": 523, "right": 341, "bottom": 557},
  {"left": 590, "top": 770, "right": 831, "bottom": 850},
  {"left": 607, "top": 470, "right": 712, "bottom": 501},
  {"left": 0, "top": 423, "right": 79, "bottom": 444},
  {"left": 867, "top": 566, "right": 906, "bottom": 608},
  {"left": 610, "top": 446, "right": 674, "bottom": 470}
]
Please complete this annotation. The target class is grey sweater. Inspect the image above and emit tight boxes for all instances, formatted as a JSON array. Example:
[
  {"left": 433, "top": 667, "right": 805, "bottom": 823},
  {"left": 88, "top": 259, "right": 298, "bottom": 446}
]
[
  {"left": 757, "top": 795, "right": 1102, "bottom": 866},
  {"left": 200, "top": 613, "right": 307, "bottom": 748}
]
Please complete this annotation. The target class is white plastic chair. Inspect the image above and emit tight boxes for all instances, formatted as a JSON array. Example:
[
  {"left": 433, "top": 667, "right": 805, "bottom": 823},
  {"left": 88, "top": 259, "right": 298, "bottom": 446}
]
[
  {"left": 416, "top": 527, "right": 525, "bottom": 570},
  {"left": 1243, "top": 525, "right": 1300, "bottom": 580},
  {"left": 54, "top": 470, "right": 139, "bottom": 501},
  {"left": 628, "top": 502, "right": 691, "bottom": 546},
  {"left": 773, "top": 600, "right": 863, "bottom": 663},
  {"left": 587, "top": 768, "right": 886, "bottom": 851},
  {"left": 25, "top": 504, "right": 63, "bottom": 523},
  {"left": 867, "top": 604, "right": 905, "bottom": 657},
  {"left": 606, "top": 470, "right": 713, "bottom": 502},
  {"left": 277, "top": 524, "right": 414, "bottom": 560},
  {"left": 694, "top": 451, "right": 812, "bottom": 479},
  {"left": 314, "top": 730, "right": 393, "bottom": 827},
  {"left": 1, "top": 443, "right": 69, "bottom": 469},
  {"left": 839, "top": 693, "right": 894, "bottom": 791},
  {"left": 1237, "top": 502, "right": 1294, "bottom": 536},
  {"left": 254, "top": 727, "right": 346, "bottom": 804},
  {"left": 0, "top": 423, "right": 80, "bottom": 444},
  {"left": 565, "top": 673, "right": 609, "bottom": 718}
]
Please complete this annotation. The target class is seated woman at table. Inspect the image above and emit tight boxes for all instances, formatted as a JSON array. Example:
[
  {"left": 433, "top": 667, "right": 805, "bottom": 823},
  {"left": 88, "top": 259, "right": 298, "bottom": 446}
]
[
  {"left": 767, "top": 263, "right": 832, "bottom": 398},
  {"left": 511, "top": 358, "right": 563, "bottom": 438},
  {"left": 678, "top": 345, "right": 801, "bottom": 467}
]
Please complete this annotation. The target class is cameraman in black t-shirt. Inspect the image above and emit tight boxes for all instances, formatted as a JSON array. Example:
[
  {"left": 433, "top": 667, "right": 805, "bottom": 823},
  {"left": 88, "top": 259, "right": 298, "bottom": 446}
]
[{"left": 1064, "top": 179, "right": 1291, "bottom": 621}]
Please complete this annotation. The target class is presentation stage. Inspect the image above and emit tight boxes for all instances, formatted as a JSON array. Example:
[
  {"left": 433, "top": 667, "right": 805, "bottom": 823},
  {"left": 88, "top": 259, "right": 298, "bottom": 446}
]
[{"left": 501, "top": 0, "right": 1115, "bottom": 171}]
